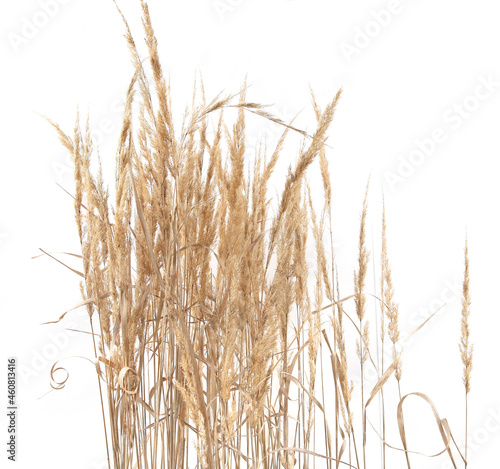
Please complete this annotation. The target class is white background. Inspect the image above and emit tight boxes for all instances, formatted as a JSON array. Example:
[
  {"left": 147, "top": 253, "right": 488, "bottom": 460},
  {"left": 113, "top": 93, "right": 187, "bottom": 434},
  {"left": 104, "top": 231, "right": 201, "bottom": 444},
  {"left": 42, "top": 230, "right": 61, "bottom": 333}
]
[{"left": 1, "top": 0, "right": 500, "bottom": 468}]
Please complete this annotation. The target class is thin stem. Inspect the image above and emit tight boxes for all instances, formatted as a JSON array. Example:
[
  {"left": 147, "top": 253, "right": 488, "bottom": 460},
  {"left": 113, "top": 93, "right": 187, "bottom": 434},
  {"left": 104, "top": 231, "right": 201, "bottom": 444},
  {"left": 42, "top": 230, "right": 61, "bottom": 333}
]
[
  {"left": 465, "top": 391, "right": 468, "bottom": 469},
  {"left": 360, "top": 319, "right": 366, "bottom": 469},
  {"left": 352, "top": 426, "right": 361, "bottom": 469},
  {"left": 381, "top": 386, "right": 386, "bottom": 469},
  {"left": 89, "top": 317, "right": 112, "bottom": 469}
]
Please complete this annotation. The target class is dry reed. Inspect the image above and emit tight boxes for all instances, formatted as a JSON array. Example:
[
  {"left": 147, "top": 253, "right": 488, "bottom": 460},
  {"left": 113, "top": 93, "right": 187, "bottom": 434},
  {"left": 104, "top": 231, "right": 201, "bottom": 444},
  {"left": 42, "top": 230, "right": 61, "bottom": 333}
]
[{"left": 43, "top": 3, "right": 474, "bottom": 468}]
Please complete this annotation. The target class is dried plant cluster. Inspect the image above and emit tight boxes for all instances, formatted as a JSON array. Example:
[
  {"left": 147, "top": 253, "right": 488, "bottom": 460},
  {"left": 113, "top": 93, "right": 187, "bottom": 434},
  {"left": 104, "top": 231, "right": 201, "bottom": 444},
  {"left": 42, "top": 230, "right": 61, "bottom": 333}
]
[{"left": 45, "top": 2, "right": 474, "bottom": 468}]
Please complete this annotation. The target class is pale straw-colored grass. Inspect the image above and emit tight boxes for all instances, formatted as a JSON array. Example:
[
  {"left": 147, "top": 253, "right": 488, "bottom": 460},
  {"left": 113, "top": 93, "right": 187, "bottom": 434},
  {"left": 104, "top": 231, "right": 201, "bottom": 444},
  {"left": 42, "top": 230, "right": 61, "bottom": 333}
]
[{"left": 44, "top": 3, "right": 473, "bottom": 468}]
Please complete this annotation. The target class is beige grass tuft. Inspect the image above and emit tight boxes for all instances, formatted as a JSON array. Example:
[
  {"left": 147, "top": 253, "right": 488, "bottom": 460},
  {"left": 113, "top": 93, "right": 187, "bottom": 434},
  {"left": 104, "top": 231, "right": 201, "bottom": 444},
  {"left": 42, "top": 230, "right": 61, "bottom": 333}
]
[{"left": 44, "top": 4, "right": 474, "bottom": 468}]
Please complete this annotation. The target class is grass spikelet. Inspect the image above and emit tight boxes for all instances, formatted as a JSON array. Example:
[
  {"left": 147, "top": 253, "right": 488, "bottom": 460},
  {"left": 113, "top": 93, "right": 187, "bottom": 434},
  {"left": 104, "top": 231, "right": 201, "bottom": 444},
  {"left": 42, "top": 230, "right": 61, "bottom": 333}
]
[
  {"left": 460, "top": 238, "right": 473, "bottom": 393},
  {"left": 267, "top": 89, "right": 342, "bottom": 268},
  {"left": 381, "top": 199, "right": 401, "bottom": 380},
  {"left": 354, "top": 181, "right": 369, "bottom": 469},
  {"left": 380, "top": 199, "right": 410, "bottom": 469},
  {"left": 460, "top": 236, "right": 473, "bottom": 467},
  {"left": 354, "top": 182, "right": 369, "bottom": 326}
]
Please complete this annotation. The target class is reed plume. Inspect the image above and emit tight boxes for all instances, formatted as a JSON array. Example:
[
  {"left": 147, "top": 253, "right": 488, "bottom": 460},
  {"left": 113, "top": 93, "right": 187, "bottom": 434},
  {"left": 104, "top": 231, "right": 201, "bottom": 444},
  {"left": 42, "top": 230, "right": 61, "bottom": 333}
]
[
  {"left": 380, "top": 200, "right": 410, "bottom": 469},
  {"left": 354, "top": 182, "right": 369, "bottom": 469},
  {"left": 460, "top": 237, "right": 473, "bottom": 468}
]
